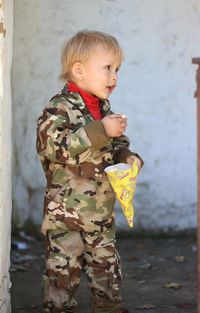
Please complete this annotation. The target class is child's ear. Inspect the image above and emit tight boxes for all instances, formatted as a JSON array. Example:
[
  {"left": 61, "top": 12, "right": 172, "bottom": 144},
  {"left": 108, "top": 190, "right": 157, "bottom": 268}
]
[{"left": 72, "top": 61, "right": 83, "bottom": 80}]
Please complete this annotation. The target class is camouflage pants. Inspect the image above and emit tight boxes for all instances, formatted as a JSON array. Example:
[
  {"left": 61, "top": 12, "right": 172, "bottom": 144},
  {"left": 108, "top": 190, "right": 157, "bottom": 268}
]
[{"left": 43, "top": 226, "right": 122, "bottom": 313}]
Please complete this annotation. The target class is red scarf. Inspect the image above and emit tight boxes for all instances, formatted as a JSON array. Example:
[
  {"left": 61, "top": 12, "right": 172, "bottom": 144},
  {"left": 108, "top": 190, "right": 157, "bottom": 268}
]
[{"left": 67, "top": 82, "right": 102, "bottom": 120}]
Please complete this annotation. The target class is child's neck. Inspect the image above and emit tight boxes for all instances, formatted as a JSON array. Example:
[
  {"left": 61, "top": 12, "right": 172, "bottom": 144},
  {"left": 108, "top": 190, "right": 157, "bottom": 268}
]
[
  {"left": 68, "top": 81, "right": 98, "bottom": 99},
  {"left": 67, "top": 82, "right": 102, "bottom": 120}
]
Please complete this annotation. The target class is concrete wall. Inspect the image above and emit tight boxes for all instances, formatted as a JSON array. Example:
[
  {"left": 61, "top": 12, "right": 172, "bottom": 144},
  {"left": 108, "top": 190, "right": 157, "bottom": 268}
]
[
  {"left": 12, "top": 0, "right": 198, "bottom": 232},
  {"left": 0, "top": 0, "right": 12, "bottom": 312}
]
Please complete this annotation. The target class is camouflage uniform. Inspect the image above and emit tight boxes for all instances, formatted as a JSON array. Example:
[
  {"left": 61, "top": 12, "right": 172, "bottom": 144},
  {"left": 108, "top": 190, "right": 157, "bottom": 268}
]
[{"left": 36, "top": 85, "right": 140, "bottom": 313}]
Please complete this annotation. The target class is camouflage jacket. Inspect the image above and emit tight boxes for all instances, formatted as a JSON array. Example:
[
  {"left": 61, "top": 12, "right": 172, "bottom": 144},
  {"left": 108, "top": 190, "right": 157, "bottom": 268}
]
[{"left": 36, "top": 84, "right": 140, "bottom": 234}]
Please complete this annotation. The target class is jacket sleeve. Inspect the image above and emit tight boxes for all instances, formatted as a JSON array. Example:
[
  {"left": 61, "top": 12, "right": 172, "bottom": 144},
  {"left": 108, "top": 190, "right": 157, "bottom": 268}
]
[
  {"left": 36, "top": 106, "right": 109, "bottom": 164},
  {"left": 112, "top": 134, "right": 144, "bottom": 166}
]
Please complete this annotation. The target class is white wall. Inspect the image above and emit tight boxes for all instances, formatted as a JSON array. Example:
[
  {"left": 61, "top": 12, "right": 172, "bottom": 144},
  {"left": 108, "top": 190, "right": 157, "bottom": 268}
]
[
  {"left": 0, "top": 0, "right": 12, "bottom": 312},
  {"left": 12, "top": 0, "right": 198, "bottom": 232}
]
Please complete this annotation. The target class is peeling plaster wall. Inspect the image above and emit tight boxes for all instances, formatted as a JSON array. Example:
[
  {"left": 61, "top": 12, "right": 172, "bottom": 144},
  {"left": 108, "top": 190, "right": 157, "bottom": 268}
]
[
  {"left": 0, "top": 0, "right": 12, "bottom": 312},
  {"left": 12, "top": 0, "right": 198, "bottom": 232}
]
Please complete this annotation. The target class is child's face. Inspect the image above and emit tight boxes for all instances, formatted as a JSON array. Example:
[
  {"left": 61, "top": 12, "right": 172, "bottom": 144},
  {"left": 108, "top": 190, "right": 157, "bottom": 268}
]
[{"left": 78, "top": 45, "right": 121, "bottom": 99}]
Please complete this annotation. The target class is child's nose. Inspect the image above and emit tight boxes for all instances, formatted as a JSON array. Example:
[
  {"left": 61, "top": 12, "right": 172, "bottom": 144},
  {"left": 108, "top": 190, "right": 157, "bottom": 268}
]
[{"left": 112, "top": 72, "right": 118, "bottom": 81}]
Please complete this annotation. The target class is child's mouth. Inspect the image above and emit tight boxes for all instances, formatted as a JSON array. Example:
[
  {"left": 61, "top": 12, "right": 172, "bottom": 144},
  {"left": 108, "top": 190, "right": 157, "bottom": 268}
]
[{"left": 107, "top": 86, "right": 115, "bottom": 93}]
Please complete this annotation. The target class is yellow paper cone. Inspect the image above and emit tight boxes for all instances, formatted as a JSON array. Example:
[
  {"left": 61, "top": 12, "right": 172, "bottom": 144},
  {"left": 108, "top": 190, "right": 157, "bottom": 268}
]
[{"left": 105, "top": 160, "right": 139, "bottom": 227}]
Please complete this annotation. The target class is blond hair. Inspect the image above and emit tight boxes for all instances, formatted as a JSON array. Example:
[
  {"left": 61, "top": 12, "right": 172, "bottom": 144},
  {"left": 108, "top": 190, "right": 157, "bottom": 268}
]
[{"left": 60, "top": 30, "right": 124, "bottom": 82}]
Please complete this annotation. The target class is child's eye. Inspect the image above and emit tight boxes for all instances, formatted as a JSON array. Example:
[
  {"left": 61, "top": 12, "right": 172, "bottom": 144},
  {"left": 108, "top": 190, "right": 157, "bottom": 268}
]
[{"left": 105, "top": 65, "right": 111, "bottom": 70}]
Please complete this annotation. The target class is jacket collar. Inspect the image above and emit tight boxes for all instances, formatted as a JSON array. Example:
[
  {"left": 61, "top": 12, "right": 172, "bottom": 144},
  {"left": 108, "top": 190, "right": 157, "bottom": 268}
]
[{"left": 60, "top": 84, "right": 111, "bottom": 118}]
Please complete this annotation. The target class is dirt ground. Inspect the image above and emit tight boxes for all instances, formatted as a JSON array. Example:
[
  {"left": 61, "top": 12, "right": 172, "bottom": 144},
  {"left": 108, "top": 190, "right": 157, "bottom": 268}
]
[{"left": 10, "top": 234, "right": 197, "bottom": 313}]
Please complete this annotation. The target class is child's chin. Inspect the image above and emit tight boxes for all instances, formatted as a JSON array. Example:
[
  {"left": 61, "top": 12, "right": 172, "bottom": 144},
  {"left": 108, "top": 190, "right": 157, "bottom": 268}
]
[
  {"left": 101, "top": 93, "right": 110, "bottom": 100},
  {"left": 102, "top": 96, "right": 109, "bottom": 100}
]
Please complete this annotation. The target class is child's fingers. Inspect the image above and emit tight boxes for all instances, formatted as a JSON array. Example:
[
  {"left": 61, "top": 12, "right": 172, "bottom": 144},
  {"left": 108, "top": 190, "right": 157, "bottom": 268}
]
[
  {"left": 120, "top": 120, "right": 127, "bottom": 127},
  {"left": 110, "top": 113, "right": 123, "bottom": 119},
  {"left": 133, "top": 157, "right": 142, "bottom": 171},
  {"left": 110, "top": 113, "right": 127, "bottom": 120},
  {"left": 128, "top": 157, "right": 141, "bottom": 173},
  {"left": 120, "top": 120, "right": 127, "bottom": 131}
]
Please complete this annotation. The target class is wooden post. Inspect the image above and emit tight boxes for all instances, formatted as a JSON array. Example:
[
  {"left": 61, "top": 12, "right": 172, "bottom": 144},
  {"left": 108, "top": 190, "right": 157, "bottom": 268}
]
[{"left": 192, "top": 57, "right": 200, "bottom": 313}]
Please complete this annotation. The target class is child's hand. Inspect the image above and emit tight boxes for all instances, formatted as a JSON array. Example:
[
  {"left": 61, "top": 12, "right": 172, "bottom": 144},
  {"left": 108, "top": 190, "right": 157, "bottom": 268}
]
[
  {"left": 102, "top": 114, "right": 127, "bottom": 137},
  {"left": 126, "top": 155, "right": 142, "bottom": 173}
]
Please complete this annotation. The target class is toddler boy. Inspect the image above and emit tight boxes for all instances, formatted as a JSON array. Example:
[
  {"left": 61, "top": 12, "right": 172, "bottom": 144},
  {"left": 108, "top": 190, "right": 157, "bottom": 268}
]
[{"left": 36, "top": 30, "right": 143, "bottom": 313}]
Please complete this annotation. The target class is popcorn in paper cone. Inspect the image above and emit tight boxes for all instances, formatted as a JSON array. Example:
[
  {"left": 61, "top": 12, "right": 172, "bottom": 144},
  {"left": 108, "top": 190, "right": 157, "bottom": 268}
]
[{"left": 104, "top": 160, "right": 139, "bottom": 227}]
